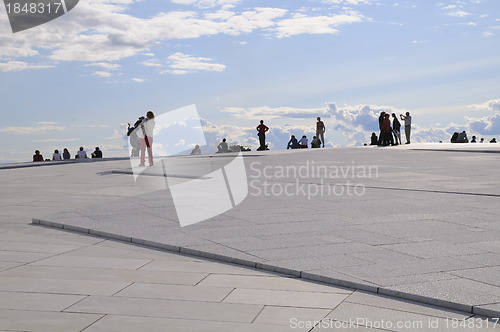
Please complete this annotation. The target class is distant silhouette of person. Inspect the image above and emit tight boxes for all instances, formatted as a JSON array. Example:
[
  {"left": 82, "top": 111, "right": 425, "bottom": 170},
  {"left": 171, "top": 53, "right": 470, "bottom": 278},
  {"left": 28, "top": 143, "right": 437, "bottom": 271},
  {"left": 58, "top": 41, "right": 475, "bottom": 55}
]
[
  {"left": 370, "top": 133, "right": 378, "bottom": 145},
  {"left": 316, "top": 117, "right": 326, "bottom": 148},
  {"left": 63, "top": 148, "right": 71, "bottom": 160},
  {"left": 91, "top": 147, "right": 103, "bottom": 158},
  {"left": 33, "top": 150, "right": 44, "bottom": 162},
  {"left": 127, "top": 118, "right": 143, "bottom": 157},
  {"left": 480, "top": 138, "right": 485, "bottom": 143},
  {"left": 400, "top": 112, "right": 412, "bottom": 144},
  {"left": 392, "top": 113, "right": 401, "bottom": 145},
  {"left": 217, "top": 138, "right": 229, "bottom": 153},
  {"left": 256, "top": 120, "right": 269, "bottom": 151},
  {"left": 299, "top": 135, "right": 308, "bottom": 148},
  {"left": 311, "top": 136, "right": 320, "bottom": 148},
  {"left": 287, "top": 135, "right": 300, "bottom": 149},
  {"left": 52, "top": 149, "right": 62, "bottom": 161},
  {"left": 491, "top": 138, "right": 497, "bottom": 143},
  {"left": 378, "top": 112, "right": 386, "bottom": 145},
  {"left": 76, "top": 147, "right": 87, "bottom": 159},
  {"left": 136, "top": 111, "right": 155, "bottom": 166},
  {"left": 190, "top": 144, "right": 201, "bottom": 155},
  {"left": 471, "top": 136, "right": 477, "bottom": 143},
  {"left": 381, "top": 114, "right": 393, "bottom": 146}
]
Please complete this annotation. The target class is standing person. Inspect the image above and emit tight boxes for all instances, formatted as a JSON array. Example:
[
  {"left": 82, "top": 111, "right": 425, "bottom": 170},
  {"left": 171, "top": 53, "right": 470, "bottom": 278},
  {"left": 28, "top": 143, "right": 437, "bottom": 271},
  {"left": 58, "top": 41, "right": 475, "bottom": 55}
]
[
  {"left": 400, "top": 112, "right": 412, "bottom": 144},
  {"left": 62, "top": 148, "right": 71, "bottom": 160},
  {"left": 392, "top": 113, "right": 401, "bottom": 145},
  {"left": 127, "top": 117, "right": 143, "bottom": 157},
  {"left": 378, "top": 112, "right": 386, "bottom": 145},
  {"left": 316, "top": 117, "right": 326, "bottom": 148},
  {"left": 33, "top": 150, "right": 44, "bottom": 162},
  {"left": 52, "top": 149, "right": 62, "bottom": 161},
  {"left": 136, "top": 111, "right": 155, "bottom": 166},
  {"left": 256, "top": 120, "right": 269, "bottom": 151},
  {"left": 381, "top": 114, "right": 392, "bottom": 146}
]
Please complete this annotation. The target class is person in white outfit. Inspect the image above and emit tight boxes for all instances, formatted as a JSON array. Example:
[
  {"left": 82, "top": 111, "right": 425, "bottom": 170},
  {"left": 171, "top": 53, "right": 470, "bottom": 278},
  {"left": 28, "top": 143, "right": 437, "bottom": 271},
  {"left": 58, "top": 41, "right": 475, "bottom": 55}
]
[{"left": 136, "top": 111, "right": 155, "bottom": 166}]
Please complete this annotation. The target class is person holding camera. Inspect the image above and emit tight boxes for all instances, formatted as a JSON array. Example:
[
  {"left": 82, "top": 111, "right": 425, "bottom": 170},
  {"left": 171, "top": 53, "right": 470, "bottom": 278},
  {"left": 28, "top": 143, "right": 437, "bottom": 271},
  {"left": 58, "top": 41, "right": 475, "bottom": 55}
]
[{"left": 400, "top": 112, "right": 412, "bottom": 144}]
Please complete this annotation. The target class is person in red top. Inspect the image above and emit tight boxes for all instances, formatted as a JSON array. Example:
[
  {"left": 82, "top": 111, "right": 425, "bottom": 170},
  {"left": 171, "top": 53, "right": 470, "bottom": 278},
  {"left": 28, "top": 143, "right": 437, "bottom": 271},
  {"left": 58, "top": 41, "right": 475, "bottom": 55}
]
[
  {"left": 316, "top": 117, "right": 326, "bottom": 148},
  {"left": 381, "top": 113, "right": 393, "bottom": 146},
  {"left": 256, "top": 120, "right": 269, "bottom": 151},
  {"left": 33, "top": 150, "right": 44, "bottom": 162}
]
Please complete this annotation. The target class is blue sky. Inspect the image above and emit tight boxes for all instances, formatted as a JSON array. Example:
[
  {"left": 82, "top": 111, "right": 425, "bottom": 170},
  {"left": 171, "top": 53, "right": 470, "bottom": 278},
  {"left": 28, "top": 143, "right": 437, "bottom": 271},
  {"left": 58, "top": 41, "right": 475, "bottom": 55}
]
[{"left": 1, "top": 0, "right": 499, "bottom": 162}]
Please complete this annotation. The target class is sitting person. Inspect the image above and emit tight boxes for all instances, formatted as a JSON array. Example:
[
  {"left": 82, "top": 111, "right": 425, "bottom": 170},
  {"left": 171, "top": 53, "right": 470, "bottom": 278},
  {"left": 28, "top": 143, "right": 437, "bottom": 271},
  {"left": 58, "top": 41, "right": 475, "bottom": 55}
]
[
  {"left": 491, "top": 138, "right": 497, "bottom": 143},
  {"left": 76, "top": 147, "right": 87, "bottom": 159},
  {"left": 298, "top": 135, "right": 308, "bottom": 148},
  {"left": 480, "top": 138, "right": 485, "bottom": 143},
  {"left": 190, "top": 144, "right": 201, "bottom": 155},
  {"left": 91, "top": 147, "right": 103, "bottom": 158},
  {"left": 287, "top": 135, "right": 300, "bottom": 149},
  {"left": 52, "top": 149, "right": 62, "bottom": 161},
  {"left": 311, "top": 136, "right": 320, "bottom": 148},
  {"left": 33, "top": 150, "right": 44, "bottom": 162},
  {"left": 370, "top": 133, "right": 378, "bottom": 145},
  {"left": 63, "top": 148, "right": 71, "bottom": 160},
  {"left": 471, "top": 136, "right": 477, "bottom": 143},
  {"left": 217, "top": 138, "right": 229, "bottom": 153}
]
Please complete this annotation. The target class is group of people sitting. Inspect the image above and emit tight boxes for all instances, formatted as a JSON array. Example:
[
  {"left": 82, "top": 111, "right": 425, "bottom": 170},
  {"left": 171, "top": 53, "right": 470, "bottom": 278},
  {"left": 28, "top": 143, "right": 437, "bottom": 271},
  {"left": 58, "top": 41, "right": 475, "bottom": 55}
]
[
  {"left": 33, "top": 147, "right": 102, "bottom": 162},
  {"left": 287, "top": 135, "right": 322, "bottom": 149}
]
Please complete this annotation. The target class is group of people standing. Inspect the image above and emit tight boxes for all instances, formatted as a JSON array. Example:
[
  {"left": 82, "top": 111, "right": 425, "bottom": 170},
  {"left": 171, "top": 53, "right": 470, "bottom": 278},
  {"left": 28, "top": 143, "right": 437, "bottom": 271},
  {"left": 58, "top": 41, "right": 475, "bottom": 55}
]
[
  {"left": 33, "top": 147, "right": 102, "bottom": 162},
  {"left": 373, "top": 111, "right": 412, "bottom": 146},
  {"left": 127, "top": 111, "right": 156, "bottom": 166}
]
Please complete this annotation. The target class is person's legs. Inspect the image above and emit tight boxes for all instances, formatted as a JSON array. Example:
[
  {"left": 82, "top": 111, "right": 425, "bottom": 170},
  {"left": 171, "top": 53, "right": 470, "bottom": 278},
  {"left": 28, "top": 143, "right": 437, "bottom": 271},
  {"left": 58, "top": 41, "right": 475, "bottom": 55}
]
[
  {"left": 405, "top": 126, "right": 411, "bottom": 144},
  {"left": 259, "top": 134, "right": 266, "bottom": 149},
  {"left": 146, "top": 136, "right": 154, "bottom": 165},
  {"left": 318, "top": 131, "right": 325, "bottom": 147},
  {"left": 139, "top": 138, "right": 146, "bottom": 165}
]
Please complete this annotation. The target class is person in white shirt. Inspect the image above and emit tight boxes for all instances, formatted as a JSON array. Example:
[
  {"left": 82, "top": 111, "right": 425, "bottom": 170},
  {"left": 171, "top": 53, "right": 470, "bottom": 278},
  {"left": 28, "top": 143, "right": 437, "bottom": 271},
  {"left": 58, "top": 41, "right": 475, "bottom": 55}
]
[
  {"left": 136, "top": 111, "right": 155, "bottom": 166},
  {"left": 299, "top": 135, "right": 308, "bottom": 148},
  {"left": 400, "top": 112, "right": 412, "bottom": 144},
  {"left": 191, "top": 144, "right": 201, "bottom": 155},
  {"left": 76, "top": 147, "right": 87, "bottom": 159},
  {"left": 52, "top": 149, "right": 62, "bottom": 161}
]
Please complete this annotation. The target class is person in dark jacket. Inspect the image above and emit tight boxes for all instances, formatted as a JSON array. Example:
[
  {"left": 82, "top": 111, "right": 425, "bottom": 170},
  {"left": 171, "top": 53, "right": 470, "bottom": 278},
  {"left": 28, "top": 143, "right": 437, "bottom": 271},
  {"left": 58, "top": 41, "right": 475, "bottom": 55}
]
[
  {"left": 392, "top": 113, "right": 401, "bottom": 145},
  {"left": 287, "top": 135, "right": 300, "bottom": 149}
]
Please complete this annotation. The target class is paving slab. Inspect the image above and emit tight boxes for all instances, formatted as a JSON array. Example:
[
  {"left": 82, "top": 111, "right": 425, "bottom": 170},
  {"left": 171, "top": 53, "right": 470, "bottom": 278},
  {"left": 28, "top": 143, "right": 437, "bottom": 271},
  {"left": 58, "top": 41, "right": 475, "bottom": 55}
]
[
  {"left": 3, "top": 145, "right": 500, "bottom": 330},
  {"left": 32, "top": 147, "right": 500, "bottom": 318}
]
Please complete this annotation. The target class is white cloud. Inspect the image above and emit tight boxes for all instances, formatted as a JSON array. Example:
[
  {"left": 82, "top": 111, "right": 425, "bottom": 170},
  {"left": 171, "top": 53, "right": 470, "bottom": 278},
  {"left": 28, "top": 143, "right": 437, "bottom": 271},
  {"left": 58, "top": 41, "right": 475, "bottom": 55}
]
[
  {"left": 275, "top": 12, "right": 364, "bottom": 38},
  {"left": 322, "top": 0, "right": 377, "bottom": 5},
  {"left": 32, "top": 138, "right": 81, "bottom": 143},
  {"left": 161, "top": 52, "right": 225, "bottom": 74},
  {"left": 0, "top": 122, "right": 66, "bottom": 135},
  {"left": 85, "top": 62, "right": 122, "bottom": 70},
  {"left": 447, "top": 10, "right": 471, "bottom": 17},
  {"left": 171, "top": 0, "right": 241, "bottom": 9},
  {"left": 0, "top": 1, "right": 366, "bottom": 69},
  {"left": 222, "top": 106, "right": 328, "bottom": 120},
  {"left": 92, "top": 71, "right": 112, "bottom": 77},
  {"left": 131, "top": 78, "right": 147, "bottom": 83},
  {"left": 0, "top": 61, "right": 53, "bottom": 72}
]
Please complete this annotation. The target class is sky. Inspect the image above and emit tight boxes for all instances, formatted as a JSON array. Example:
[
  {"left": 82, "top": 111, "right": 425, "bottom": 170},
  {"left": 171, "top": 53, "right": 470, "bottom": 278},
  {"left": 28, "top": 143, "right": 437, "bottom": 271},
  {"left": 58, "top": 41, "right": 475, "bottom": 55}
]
[{"left": 0, "top": 0, "right": 499, "bottom": 162}]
